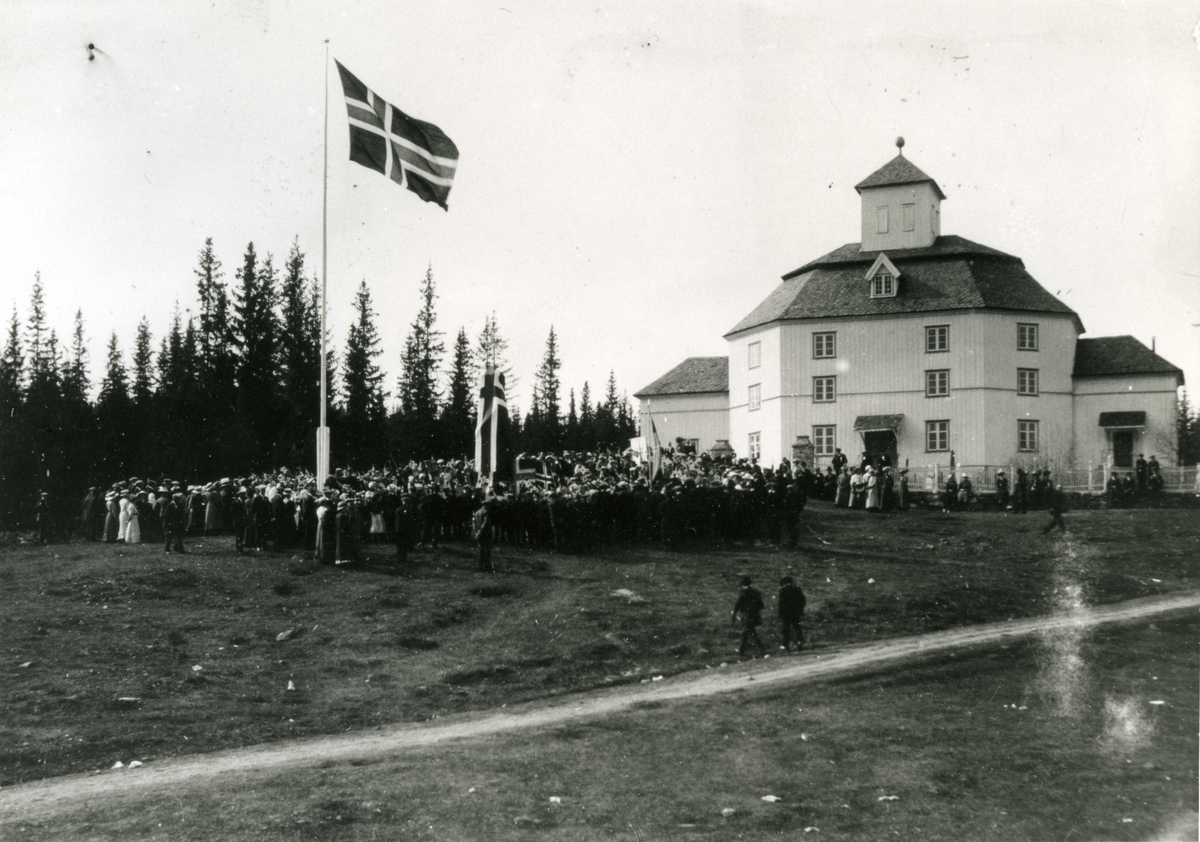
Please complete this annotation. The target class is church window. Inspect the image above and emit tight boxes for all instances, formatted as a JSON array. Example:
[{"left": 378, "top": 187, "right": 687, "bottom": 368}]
[
  {"left": 925, "top": 325, "right": 949, "bottom": 352},
  {"left": 926, "top": 369, "right": 949, "bottom": 397},
  {"left": 1018, "top": 368, "right": 1039, "bottom": 396},
  {"left": 1018, "top": 323, "right": 1039, "bottom": 351},
  {"left": 876, "top": 206, "right": 889, "bottom": 234},
  {"left": 871, "top": 273, "right": 895, "bottom": 297},
  {"left": 748, "top": 341, "right": 761, "bottom": 369},
  {"left": 813, "top": 376, "right": 836, "bottom": 403},
  {"left": 749, "top": 432, "right": 761, "bottom": 461},
  {"left": 926, "top": 420, "right": 949, "bottom": 452},
  {"left": 813, "top": 425, "right": 836, "bottom": 456},
  {"left": 902, "top": 203, "right": 915, "bottom": 231},
  {"left": 813, "top": 332, "right": 836, "bottom": 358},
  {"left": 1018, "top": 420, "right": 1039, "bottom": 452},
  {"left": 748, "top": 383, "right": 761, "bottom": 411}
]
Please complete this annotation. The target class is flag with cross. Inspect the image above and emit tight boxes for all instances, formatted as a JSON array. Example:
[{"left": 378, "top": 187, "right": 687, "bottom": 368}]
[{"left": 335, "top": 61, "right": 459, "bottom": 209}]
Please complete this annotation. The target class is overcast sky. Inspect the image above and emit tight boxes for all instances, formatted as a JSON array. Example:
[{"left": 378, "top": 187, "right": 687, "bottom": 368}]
[{"left": 2, "top": 0, "right": 1197, "bottom": 412}]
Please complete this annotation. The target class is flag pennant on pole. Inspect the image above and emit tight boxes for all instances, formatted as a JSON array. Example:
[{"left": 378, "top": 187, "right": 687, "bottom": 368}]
[
  {"left": 648, "top": 409, "right": 664, "bottom": 482},
  {"left": 475, "top": 364, "right": 513, "bottom": 488},
  {"left": 335, "top": 60, "right": 459, "bottom": 210}
]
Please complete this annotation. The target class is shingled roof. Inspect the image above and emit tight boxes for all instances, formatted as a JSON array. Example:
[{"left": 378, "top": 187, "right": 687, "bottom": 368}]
[
  {"left": 855, "top": 154, "right": 946, "bottom": 200},
  {"left": 635, "top": 357, "right": 729, "bottom": 397},
  {"left": 725, "top": 235, "right": 1080, "bottom": 337},
  {"left": 1073, "top": 336, "right": 1184, "bottom": 383}
]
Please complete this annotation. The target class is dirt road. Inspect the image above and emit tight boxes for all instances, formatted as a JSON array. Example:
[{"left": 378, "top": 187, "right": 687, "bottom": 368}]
[{"left": 3, "top": 590, "right": 1197, "bottom": 821}]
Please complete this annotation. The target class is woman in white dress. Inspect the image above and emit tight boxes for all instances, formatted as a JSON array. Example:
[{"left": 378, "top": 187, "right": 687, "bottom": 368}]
[
  {"left": 118, "top": 495, "right": 131, "bottom": 543},
  {"left": 125, "top": 495, "right": 142, "bottom": 544}
]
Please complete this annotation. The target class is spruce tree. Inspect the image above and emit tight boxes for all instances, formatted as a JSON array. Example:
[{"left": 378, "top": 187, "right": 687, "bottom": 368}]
[
  {"left": 132, "top": 318, "right": 154, "bottom": 410},
  {"left": 440, "top": 328, "right": 475, "bottom": 458},
  {"left": 231, "top": 243, "right": 280, "bottom": 457},
  {"left": 532, "top": 326, "right": 562, "bottom": 451},
  {"left": 25, "top": 272, "right": 51, "bottom": 391},
  {"left": 277, "top": 239, "right": 323, "bottom": 465},
  {"left": 62, "top": 310, "right": 90, "bottom": 406},
  {"left": 0, "top": 307, "right": 24, "bottom": 409},
  {"left": 396, "top": 265, "right": 444, "bottom": 459},
  {"left": 342, "top": 280, "right": 387, "bottom": 467},
  {"left": 579, "top": 381, "right": 596, "bottom": 452},
  {"left": 565, "top": 388, "right": 579, "bottom": 450},
  {"left": 0, "top": 309, "right": 27, "bottom": 527},
  {"left": 475, "top": 311, "right": 514, "bottom": 398},
  {"left": 194, "top": 238, "right": 224, "bottom": 375},
  {"left": 96, "top": 332, "right": 132, "bottom": 478}
]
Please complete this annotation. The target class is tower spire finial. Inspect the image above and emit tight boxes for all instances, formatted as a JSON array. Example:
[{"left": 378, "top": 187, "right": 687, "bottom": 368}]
[{"left": 895, "top": 136, "right": 905, "bottom": 156}]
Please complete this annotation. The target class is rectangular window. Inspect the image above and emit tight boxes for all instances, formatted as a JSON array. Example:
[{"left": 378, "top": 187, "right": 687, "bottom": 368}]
[
  {"left": 813, "top": 376, "right": 836, "bottom": 403},
  {"left": 926, "top": 420, "right": 949, "bottom": 452},
  {"left": 925, "top": 369, "right": 949, "bottom": 397},
  {"left": 1018, "top": 420, "right": 1039, "bottom": 452},
  {"left": 748, "top": 383, "right": 761, "bottom": 411},
  {"left": 813, "top": 331, "right": 836, "bottom": 358},
  {"left": 902, "top": 203, "right": 915, "bottom": 231},
  {"left": 871, "top": 273, "right": 895, "bottom": 297},
  {"left": 1018, "top": 368, "right": 1039, "bottom": 395},
  {"left": 748, "top": 341, "right": 761, "bottom": 369},
  {"left": 1017, "top": 323, "right": 1039, "bottom": 351},
  {"left": 813, "top": 425, "right": 836, "bottom": 457},
  {"left": 876, "top": 206, "right": 889, "bottom": 234},
  {"left": 925, "top": 325, "right": 949, "bottom": 353},
  {"left": 748, "top": 432, "right": 761, "bottom": 462}
]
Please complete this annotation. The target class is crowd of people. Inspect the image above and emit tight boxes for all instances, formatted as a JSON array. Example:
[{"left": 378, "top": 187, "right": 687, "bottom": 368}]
[
  {"left": 70, "top": 449, "right": 821, "bottom": 560},
  {"left": 62, "top": 443, "right": 1158, "bottom": 557}
]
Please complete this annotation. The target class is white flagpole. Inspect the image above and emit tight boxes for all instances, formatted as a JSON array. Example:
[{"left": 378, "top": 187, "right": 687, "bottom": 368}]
[{"left": 317, "top": 40, "right": 331, "bottom": 491}]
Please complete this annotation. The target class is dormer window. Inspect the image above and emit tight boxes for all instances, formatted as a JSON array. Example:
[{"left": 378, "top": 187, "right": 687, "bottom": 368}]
[
  {"left": 872, "top": 272, "right": 895, "bottom": 297},
  {"left": 864, "top": 252, "right": 901, "bottom": 298}
]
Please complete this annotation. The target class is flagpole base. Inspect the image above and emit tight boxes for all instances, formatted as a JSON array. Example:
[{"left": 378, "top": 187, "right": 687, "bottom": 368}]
[{"left": 316, "top": 426, "right": 331, "bottom": 491}]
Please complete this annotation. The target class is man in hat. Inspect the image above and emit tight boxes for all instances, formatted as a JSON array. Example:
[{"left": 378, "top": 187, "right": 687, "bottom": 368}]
[
  {"left": 35, "top": 492, "right": 52, "bottom": 544},
  {"left": 79, "top": 487, "right": 97, "bottom": 540},
  {"left": 1043, "top": 483, "right": 1068, "bottom": 535},
  {"left": 473, "top": 495, "right": 495, "bottom": 573},
  {"left": 163, "top": 492, "right": 186, "bottom": 554},
  {"left": 994, "top": 469, "right": 1010, "bottom": 510},
  {"left": 777, "top": 575, "right": 807, "bottom": 651},
  {"left": 230, "top": 488, "right": 248, "bottom": 554},
  {"left": 731, "top": 574, "right": 765, "bottom": 657}
]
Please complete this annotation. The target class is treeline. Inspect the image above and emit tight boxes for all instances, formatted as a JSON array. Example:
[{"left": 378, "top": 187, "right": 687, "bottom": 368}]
[{"left": 0, "top": 237, "right": 637, "bottom": 528}]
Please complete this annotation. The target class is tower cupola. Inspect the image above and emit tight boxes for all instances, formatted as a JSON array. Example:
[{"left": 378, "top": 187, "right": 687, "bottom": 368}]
[{"left": 855, "top": 138, "right": 945, "bottom": 252}]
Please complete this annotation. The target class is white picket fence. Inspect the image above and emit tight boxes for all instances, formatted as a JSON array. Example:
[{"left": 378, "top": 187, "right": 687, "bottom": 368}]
[{"left": 917, "top": 463, "right": 1200, "bottom": 496}]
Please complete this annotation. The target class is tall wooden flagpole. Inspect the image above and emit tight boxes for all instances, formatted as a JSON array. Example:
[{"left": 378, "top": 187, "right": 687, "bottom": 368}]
[{"left": 317, "top": 39, "right": 331, "bottom": 491}]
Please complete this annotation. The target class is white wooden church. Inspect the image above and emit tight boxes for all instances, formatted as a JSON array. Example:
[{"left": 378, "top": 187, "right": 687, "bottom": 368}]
[{"left": 636, "top": 141, "right": 1183, "bottom": 471}]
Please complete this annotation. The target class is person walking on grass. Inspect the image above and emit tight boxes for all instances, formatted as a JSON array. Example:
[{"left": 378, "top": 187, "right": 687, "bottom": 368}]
[
  {"left": 163, "top": 492, "right": 187, "bottom": 554},
  {"left": 731, "top": 574, "right": 765, "bottom": 657},
  {"left": 777, "top": 575, "right": 807, "bottom": 651},
  {"left": 473, "top": 495, "right": 495, "bottom": 573},
  {"left": 1043, "top": 483, "right": 1068, "bottom": 535}
]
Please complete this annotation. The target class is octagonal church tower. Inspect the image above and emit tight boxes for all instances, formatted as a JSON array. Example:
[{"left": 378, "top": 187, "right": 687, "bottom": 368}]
[{"left": 724, "top": 140, "right": 1083, "bottom": 470}]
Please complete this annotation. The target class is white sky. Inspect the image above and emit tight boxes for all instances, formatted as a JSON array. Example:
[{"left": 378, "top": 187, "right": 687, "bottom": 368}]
[{"left": 2, "top": 0, "right": 1198, "bottom": 410}]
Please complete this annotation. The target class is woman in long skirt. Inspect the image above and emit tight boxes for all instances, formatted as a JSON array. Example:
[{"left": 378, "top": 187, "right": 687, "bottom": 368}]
[
  {"left": 105, "top": 493, "right": 120, "bottom": 542},
  {"left": 850, "top": 470, "right": 866, "bottom": 509},
  {"left": 125, "top": 496, "right": 142, "bottom": 544},
  {"left": 835, "top": 468, "right": 851, "bottom": 508},
  {"left": 117, "top": 496, "right": 131, "bottom": 543},
  {"left": 866, "top": 468, "right": 881, "bottom": 512}
]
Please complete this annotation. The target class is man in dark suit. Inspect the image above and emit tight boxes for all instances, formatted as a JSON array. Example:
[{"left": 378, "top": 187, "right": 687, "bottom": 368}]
[
  {"left": 777, "top": 576, "right": 807, "bottom": 651},
  {"left": 163, "top": 492, "right": 186, "bottom": 554},
  {"left": 731, "top": 575, "right": 765, "bottom": 657},
  {"left": 473, "top": 496, "right": 495, "bottom": 573}
]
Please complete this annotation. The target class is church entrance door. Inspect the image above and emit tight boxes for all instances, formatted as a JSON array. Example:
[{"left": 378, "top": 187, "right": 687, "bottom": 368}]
[
  {"left": 863, "top": 430, "right": 898, "bottom": 470},
  {"left": 1112, "top": 431, "right": 1135, "bottom": 468}
]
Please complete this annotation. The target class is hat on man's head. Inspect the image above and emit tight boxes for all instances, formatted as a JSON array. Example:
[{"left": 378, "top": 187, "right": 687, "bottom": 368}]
[{"left": 739, "top": 575, "right": 753, "bottom": 586}]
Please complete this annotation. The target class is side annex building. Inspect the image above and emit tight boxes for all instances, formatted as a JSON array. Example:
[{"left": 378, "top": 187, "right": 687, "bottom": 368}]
[{"left": 636, "top": 145, "right": 1184, "bottom": 472}]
